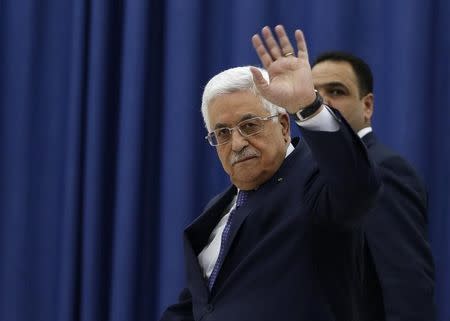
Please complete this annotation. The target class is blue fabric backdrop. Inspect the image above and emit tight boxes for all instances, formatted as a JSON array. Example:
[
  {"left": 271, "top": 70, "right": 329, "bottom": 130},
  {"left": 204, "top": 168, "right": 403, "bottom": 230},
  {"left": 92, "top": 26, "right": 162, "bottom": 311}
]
[{"left": 0, "top": 1, "right": 448, "bottom": 321}]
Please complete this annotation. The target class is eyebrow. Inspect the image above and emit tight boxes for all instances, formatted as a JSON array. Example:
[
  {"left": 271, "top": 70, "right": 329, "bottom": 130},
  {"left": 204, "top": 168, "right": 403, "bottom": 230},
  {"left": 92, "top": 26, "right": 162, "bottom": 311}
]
[
  {"left": 315, "top": 81, "right": 348, "bottom": 89},
  {"left": 213, "top": 113, "right": 260, "bottom": 129}
]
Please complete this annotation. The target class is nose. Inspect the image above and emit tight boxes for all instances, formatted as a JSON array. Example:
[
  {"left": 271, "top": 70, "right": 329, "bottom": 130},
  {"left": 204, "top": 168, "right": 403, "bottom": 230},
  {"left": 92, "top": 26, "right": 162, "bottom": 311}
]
[{"left": 230, "top": 128, "right": 249, "bottom": 152}]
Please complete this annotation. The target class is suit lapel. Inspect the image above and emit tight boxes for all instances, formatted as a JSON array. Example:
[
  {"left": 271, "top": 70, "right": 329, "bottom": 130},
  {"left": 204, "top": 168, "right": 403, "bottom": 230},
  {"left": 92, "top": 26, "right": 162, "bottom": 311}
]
[
  {"left": 186, "top": 186, "right": 236, "bottom": 254},
  {"left": 183, "top": 232, "right": 210, "bottom": 300},
  {"left": 183, "top": 187, "right": 237, "bottom": 299}
]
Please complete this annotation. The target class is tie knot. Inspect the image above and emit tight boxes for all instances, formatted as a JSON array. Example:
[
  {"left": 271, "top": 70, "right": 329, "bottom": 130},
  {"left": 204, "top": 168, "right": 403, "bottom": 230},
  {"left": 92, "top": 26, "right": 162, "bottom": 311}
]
[{"left": 236, "top": 190, "right": 249, "bottom": 208}]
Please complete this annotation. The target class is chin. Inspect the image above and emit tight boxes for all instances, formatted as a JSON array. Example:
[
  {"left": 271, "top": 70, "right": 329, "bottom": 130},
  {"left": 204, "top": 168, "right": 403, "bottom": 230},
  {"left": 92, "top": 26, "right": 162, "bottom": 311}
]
[
  {"left": 231, "top": 170, "right": 264, "bottom": 190},
  {"left": 232, "top": 175, "right": 256, "bottom": 188}
]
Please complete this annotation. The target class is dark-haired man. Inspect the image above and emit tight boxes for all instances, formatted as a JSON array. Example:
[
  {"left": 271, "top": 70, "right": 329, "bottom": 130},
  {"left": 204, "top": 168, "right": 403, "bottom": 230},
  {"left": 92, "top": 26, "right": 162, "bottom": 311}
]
[{"left": 312, "top": 52, "right": 436, "bottom": 321}]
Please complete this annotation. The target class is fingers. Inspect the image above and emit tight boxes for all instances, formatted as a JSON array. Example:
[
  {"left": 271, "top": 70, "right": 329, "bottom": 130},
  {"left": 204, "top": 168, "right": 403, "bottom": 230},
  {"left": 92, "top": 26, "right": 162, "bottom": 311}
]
[
  {"left": 261, "top": 26, "right": 283, "bottom": 59},
  {"left": 252, "top": 35, "right": 273, "bottom": 70},
  {"left": 252, "top": 25, "right": 299, "bottom": 68},
  {"left": 274, "top": 25, "right": 295, "bottom": 56},
  {"left": 295, "top": 29, "right": 309, "bottom": 61}
]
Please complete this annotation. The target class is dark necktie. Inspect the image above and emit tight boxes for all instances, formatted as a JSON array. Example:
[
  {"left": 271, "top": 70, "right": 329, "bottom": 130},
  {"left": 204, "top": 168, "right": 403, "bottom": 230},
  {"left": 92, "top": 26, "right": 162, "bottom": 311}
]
[{"left": 208, "top": 190, "right": 249, "bottom": 290}]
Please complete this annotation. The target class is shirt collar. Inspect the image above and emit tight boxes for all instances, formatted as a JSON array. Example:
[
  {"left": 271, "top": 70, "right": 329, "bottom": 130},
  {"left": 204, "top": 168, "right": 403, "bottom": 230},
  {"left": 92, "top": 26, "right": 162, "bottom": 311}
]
[
  {"left": 286, "top": 143, "right": 295, "bottom": 158},
  {"left": 357, "top": 126, "right": 372, "bottom": 138}
]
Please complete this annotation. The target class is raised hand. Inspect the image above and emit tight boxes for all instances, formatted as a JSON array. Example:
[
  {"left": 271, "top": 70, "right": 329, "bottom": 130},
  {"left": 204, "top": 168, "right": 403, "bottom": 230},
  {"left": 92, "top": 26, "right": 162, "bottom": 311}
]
[{"left": 251, "top": 25, "right": 316, "bottom": 114}]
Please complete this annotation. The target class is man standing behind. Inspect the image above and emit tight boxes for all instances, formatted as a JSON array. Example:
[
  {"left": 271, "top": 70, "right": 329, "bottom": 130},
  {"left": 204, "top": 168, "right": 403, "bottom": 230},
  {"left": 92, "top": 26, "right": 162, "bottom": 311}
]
[{"left": 311, "top": 52, "right": 436, "bottom": 321}]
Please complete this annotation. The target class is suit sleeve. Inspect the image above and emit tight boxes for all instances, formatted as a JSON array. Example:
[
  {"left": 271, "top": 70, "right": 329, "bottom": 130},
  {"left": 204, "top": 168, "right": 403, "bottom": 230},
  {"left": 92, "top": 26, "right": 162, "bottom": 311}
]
[
  {"left": 364, "top": 156, "right": 435, "bottom": 321},
  {"left": 160, "top": 288, "right": 194, "bottom": 321},
  {"left": 298, "top": 109, "right": 381, "bottom": 227}
]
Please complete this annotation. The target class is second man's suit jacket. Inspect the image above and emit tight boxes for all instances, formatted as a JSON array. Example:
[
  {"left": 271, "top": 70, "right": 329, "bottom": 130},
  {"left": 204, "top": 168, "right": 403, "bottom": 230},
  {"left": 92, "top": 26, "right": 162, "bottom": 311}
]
[{"left": 360, "top": 132, "right": 435, "bottom": 321}]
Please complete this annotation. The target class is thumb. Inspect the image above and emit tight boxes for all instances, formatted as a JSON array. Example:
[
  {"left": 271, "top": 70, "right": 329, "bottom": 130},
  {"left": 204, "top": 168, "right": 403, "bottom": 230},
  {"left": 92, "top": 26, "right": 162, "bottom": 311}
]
[{"left": 250, "top": 67, "right": 269, "bottom": 95}]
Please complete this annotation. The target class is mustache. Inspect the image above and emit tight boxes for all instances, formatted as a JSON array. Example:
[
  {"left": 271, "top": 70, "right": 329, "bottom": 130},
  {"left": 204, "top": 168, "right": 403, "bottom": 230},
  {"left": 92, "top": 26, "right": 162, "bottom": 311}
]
[{"left": 230, "top": 147, "right": 260, "bottom": 165}]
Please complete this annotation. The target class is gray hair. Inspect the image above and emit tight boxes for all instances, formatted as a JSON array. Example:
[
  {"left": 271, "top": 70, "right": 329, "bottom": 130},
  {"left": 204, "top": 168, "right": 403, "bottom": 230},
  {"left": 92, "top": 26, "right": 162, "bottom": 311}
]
[{"left": 201, "top": 66, "right": 287, "bottom": 131}]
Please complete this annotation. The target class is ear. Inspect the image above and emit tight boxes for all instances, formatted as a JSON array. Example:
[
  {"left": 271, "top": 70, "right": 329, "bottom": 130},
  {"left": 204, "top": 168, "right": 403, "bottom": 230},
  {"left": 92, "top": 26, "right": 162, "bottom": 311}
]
[
  {"left": 362, "top": 93, "right": 374, "bottom": 124},
  {"left": 279, "top": 113, "right": 291, "bottom": 143}
]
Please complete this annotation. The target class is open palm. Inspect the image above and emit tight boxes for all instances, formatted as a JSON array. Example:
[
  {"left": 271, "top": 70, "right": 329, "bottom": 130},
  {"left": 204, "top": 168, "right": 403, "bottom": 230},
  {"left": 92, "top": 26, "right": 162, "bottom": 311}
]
[{"left": 251, "top": 25, "right": 316, "bottom": 113}]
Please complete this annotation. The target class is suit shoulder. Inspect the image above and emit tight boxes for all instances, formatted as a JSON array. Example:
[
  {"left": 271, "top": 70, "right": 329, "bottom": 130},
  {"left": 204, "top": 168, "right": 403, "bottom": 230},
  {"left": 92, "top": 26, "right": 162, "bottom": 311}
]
[{"left": 368, "top": 140, "right": 427, "bottom": 197}]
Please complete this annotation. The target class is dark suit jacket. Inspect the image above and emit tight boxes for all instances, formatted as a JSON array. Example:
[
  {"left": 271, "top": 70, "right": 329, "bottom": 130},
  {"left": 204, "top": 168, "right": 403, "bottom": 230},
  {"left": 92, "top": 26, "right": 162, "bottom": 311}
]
[
  {"left": 360, "top": 132, "right": 435, "bottom": 321},
  {"left": 161, "top": 115, "right": 381, "bottom": 321}
]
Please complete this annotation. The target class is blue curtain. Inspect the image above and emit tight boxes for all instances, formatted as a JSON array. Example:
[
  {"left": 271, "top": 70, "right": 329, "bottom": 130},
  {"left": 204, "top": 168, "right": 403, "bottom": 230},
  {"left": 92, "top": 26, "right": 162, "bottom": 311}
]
[{"left": 0, "top": 1, "right": 448, "bottom": 321}]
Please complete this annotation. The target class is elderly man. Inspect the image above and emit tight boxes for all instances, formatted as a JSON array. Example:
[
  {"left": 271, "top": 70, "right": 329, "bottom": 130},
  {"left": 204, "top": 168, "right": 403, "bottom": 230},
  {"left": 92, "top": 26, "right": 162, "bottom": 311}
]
[
  {"left": 311, "top": 51, "right": 436, "bottom": 321},
  {"left": 160, "top": 26, "right": 381, "bottom": 321}
]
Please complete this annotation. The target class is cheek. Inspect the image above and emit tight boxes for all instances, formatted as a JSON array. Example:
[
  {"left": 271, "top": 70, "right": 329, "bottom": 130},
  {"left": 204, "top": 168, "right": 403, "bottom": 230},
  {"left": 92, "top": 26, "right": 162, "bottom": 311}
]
[
  {"left": 256, "top": 141, "right": 284, "bottom": 168},
  {"left": 330, "top": 100, "right": 352, "bottom": 117},
  {"left": 217, "top": 148, "right": 232, "bottom": 173}
]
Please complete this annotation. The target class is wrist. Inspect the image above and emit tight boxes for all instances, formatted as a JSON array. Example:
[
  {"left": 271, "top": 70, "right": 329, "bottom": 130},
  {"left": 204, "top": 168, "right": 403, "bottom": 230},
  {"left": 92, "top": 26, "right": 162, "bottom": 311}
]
[{"left": 294, "top": 90, "right": 324, "bottom": 122}]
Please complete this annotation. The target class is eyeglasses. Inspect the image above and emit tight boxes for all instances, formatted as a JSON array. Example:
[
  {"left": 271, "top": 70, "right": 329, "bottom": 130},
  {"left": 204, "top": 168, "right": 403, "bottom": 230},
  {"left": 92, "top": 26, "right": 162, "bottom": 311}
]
[{"left": 205, "top": 114, "right": 279, "bottom": 146}]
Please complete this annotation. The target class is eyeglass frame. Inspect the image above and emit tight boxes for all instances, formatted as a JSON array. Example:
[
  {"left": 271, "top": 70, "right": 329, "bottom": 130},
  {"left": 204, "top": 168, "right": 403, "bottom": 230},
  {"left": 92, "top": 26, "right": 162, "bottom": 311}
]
[{"left": 205, "top": 114, "right": 280, "bottom": 146}]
